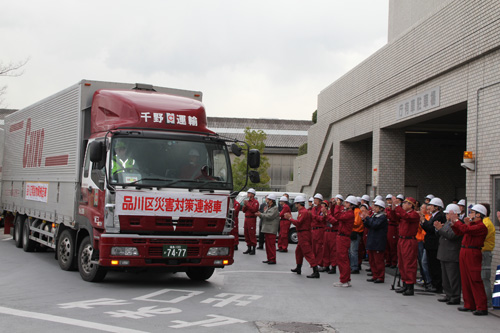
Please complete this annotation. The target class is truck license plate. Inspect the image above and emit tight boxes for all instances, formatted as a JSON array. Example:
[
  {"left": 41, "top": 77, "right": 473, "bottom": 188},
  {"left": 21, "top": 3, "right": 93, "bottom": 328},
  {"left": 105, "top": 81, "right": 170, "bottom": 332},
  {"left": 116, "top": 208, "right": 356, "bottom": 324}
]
[{"left": 162, "top": 245, "right": 187, "bottom": 258}]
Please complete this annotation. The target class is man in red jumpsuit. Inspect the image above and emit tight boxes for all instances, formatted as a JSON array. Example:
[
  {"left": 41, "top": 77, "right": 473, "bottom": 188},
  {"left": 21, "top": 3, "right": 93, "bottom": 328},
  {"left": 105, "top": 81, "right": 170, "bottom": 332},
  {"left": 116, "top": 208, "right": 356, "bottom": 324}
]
[
  {"left": 321, "top": 198, "right": 339, "bottom": 274},
  {"left": 388, "top": 196, "right": 419, "bottom": 296},
  {"left": 332, "top": 195, "right": 357, "bottom": 288},
  {"left": 385, "top": 194, "right": 399, "bottom": 268},
  {"left": 277, "top": 196, "right": 291, "bottom": 252},
  {"left": 311, "top": 193, "right": 326, "bottom": 268},
  {"left": 284, "top": 195, "right": 320, "bottom": 278},
  {"left": 242, "top": 188, "right": 259, "bottom": 255},
  {"left": 230, "top": 199, "right": 241, "bottom": 250},
  {"left": 450, "top": 204, "right": 489, "bottom": 315}
]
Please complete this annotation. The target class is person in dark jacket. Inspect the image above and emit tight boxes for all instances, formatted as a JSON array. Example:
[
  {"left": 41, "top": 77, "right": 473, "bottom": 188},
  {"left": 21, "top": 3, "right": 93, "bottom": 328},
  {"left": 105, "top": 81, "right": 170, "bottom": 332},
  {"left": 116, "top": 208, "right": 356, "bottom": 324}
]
[
  {"left": 421, "top": 197, "right": 446, "bottom": 293},
  {"left": 361, "top": 199, "right": 388, "bottom": 283},
  {"left": 434, "top": 203, "right": 463, "bottom": 305}
]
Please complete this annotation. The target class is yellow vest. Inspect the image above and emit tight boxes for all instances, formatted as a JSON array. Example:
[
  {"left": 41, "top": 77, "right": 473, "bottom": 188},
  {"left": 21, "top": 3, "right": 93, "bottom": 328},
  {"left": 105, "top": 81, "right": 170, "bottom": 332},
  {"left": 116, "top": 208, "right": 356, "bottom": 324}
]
[{"left": 481, "top": 217, "right": 496, "bottom": 252}]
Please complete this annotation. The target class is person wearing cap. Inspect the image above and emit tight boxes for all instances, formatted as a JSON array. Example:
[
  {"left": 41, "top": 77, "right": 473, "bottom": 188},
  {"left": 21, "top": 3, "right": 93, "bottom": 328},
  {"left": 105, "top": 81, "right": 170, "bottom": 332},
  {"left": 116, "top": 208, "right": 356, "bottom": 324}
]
[
  {"left": 434, "top": 204, "right": 463, "bottom": 305},
  {"left": 112, "top": 141, "right": 137, "bottom": 176},
  {"left": 457, "top": 199, "right": 466, "bottom": 220},
  {"left": 391, "top": 196, "right": 420, "bottom": 296},
  {"left": 332, "top": 195, "right": 357, "bottom": 287},
  {"left": 479, "top": 203, "right": 496, "bottom": 309},
  {"left": 424, "top": 194, "right": 435, "bottom": 204},
  {"left": 420, "top": 197, "right": 446, "bottom": 293},
  {"left": 242, "top": 188, "right": 259, "bottom": 255},
  {"left": 256, "top": 194, "right": 280, "bottom": 265},
  {"left": 450, "top": 204, "right": 489, "bottom": 315},
  {"left": 361, "top": 199, "right": 388, "bottom": 283},
  {"left": 180, "top": 148, "right": 202, "bottom": 179},
  {"left": 349, "top": 197, "right": 364, "bottom": 274},
  {"left": 277, "top": 196, "right": 292, "bottom": 252},
  {"left": 320, "top": 199, "right": 338, "bottom": 274},
  {"left": 230, "top": 199, "right": 241, "bottom": 251},
  {"left": 284, "top": 196, "right": 320, "bottom": 278},
  {"left": 384, "top": 194, "right": 399, "bottom": 268},
  {"left": 307, "top": 197, "right": 314, "bottom": 211},
  {"left": 311, "top": 193, "right": 326, "bottom": 267}
]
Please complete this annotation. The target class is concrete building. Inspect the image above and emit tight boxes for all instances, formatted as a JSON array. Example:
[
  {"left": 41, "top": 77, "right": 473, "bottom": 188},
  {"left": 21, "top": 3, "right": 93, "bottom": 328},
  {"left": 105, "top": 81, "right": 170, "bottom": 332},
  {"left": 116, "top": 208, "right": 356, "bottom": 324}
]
[
  {"left": 287, "top": 0, "right": 500, "bottom": 285},
  {"left": 208, "top": 117, "right": 311, "bottom": 191}
]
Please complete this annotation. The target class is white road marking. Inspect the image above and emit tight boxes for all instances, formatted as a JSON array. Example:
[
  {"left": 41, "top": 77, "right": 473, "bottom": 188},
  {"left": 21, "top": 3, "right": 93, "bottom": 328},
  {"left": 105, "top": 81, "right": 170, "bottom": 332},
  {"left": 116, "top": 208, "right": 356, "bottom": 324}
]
[
  {"left": 201, "top": 293, "right": 262, "bottom": 307},
  {"left": 169, "top": 314, "right": 246, "bottom": 328},
  {"left": 2, "top": 237, "right": 13, "bottom": 241},
  {"left": 0, "top": 306, "right": 149, "bottom": 333},
  {"left": 133, "top": 289, "right": 203, "bottom": 304}
]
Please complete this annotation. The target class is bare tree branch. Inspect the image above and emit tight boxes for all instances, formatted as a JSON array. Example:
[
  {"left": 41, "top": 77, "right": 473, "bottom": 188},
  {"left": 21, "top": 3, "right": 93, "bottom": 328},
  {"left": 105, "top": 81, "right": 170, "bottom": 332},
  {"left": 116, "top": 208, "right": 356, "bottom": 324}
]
[{"left": 0, "top": 57, "right": 30, "bottom": 77}]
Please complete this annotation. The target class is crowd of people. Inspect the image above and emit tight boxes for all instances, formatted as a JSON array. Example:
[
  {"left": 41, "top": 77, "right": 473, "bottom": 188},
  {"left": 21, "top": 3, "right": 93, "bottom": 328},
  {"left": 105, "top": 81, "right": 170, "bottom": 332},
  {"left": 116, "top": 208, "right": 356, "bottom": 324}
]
[{"left": 232, "top": 189, "right": 498, "bottom": 316}]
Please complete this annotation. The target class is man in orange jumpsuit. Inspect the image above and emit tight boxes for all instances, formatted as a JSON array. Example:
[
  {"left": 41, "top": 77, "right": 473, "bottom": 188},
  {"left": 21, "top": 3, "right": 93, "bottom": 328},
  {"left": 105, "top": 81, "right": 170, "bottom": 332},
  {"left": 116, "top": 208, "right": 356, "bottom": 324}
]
[
  {"left": 451, "top": 204, "right": 489, "bottom": 315},
  {"left": 284, "top": 195, "right": 320, "bottom": 278},
  {"left": 242, "top": 188, "right": 259, "bottom": 255},
  {"left": 277, "top": 196, "right": 291, "bottom": 252},
  {"left": 390, "top": 196, "right": 420, "bottom": 296},
  {"left": 333, "top": 195, "right": 357, "bottom": 287}
]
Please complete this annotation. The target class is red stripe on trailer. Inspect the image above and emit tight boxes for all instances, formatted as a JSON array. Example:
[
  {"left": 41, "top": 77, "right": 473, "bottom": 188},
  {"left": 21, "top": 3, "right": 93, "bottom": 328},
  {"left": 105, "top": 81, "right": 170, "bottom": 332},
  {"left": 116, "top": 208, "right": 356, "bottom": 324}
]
[
  {"left": 9, "top": 121, "right": 24, "bottom": 132},
  {"left": 45, "top": 155, "right": 69, "bottom": 166}
]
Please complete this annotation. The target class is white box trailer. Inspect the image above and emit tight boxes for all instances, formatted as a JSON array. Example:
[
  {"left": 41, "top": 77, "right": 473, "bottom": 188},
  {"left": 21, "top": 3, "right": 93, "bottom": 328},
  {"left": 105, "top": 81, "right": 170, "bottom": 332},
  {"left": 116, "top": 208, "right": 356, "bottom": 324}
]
[{"left": 1, "top": 80, "right": 202, "bottom": 226}]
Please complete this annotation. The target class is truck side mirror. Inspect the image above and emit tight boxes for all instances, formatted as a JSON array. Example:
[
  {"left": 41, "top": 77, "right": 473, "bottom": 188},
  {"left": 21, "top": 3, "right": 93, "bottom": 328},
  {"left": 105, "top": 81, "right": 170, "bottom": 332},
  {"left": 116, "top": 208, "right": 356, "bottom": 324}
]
[
  {"left": 89, "top": 141, "right": 104, "bottom": 163},
  {"left": 249, "top": 170, "right": 260, "bottom": 183},
  {"left": 231, "top": 143, "right": 242, "bottom": 157},
  {"left": 248, "top": 149, "right": 260, "bottom": 168}
]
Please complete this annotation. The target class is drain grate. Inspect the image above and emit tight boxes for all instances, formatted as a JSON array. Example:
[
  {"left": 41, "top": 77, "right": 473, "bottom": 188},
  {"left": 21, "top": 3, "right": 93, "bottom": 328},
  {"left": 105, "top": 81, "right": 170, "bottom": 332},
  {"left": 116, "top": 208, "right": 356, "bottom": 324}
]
[{"left": 256, "top": 321, "right": 337, "bottom": 333}]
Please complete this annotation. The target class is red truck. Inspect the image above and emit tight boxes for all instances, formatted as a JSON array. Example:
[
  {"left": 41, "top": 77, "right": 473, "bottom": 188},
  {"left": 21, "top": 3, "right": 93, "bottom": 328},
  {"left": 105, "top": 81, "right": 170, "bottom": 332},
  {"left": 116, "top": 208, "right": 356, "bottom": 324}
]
[{"left": 1, "top": 80, "right": 259, "bottom": 282}]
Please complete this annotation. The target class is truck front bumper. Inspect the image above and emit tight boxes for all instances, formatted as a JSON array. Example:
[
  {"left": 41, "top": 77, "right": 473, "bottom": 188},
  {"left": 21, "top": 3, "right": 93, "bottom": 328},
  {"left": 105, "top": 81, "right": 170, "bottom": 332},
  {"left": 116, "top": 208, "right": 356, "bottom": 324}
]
[{"left": 97, "top": 234, "right": 235, "bottom": 268}]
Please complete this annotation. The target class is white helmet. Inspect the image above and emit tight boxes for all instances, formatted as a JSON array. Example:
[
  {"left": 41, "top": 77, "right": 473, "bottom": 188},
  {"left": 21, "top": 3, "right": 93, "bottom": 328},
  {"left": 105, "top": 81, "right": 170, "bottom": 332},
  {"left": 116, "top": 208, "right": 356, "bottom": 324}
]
[
  {"left": 429, "top": 197, "right": 444, "bottom": 209},
  {"left": 425, "top": 194, "right": 435, "bottom": 200},
  {"left": 314, "top": 193, "right": 324, "bottom": 200},
  {"left": 247, "top": 188, "right": 256, "bottom": 195},
  {"left": 386, "top": 194, "right": 393, "bottom": 199},
  {"left": 361, "top": 194, "right": 370, "bottom": 202},
  {"left": 457, "top": 199, "right": 466, "bottom": 206},
  {"left": 335, "top": 194, "right": 344, "bottom": 201},
  {"left": 267, "top": 193, "right": 277, "bottom": 201},
  {"left": 294, "top": 195, "right": 306, "bottom": 203},
  {"left": 444, "top": 204, "right": 460, "bottom": 214},
  {"left": 308, "top": 197, "right": 314, "bottom": 202},
  {"left": 471, "top": 204, "right": 487, "bottom": 216},
  {"left": 374, "top": 200, "right": 386, "bottom": 209},
  {"left": 374, "top": 195, "right": 382, "bottom": 202},
  {"left": 188, "top": 149, "right": 200, "bottom": 156},
  {"left": 356, "top": 197, "right": 362, "bottom": 204},
  {"left": 396, "top": 194, "right": 405, "bottom": 200},
  {"left": 345, "top": 195, "right": 358, "bottom": 206},
  {"left": 279, "top": 196, "right": 288, "bottom": 202}
]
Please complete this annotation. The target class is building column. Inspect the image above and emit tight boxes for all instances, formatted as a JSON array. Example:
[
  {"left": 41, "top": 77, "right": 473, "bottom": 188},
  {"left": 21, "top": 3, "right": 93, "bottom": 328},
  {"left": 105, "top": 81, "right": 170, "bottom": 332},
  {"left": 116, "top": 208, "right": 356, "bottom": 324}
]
[{"left": 372, "top": 128, "right": 405, "bottom": 197}]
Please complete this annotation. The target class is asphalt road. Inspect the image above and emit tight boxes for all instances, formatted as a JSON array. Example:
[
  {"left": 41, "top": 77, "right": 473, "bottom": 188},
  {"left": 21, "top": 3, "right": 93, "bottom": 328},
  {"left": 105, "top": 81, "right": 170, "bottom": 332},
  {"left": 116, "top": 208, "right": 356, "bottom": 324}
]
[{"left": 0, "top": 229, "right": 498, "bottom": 332}]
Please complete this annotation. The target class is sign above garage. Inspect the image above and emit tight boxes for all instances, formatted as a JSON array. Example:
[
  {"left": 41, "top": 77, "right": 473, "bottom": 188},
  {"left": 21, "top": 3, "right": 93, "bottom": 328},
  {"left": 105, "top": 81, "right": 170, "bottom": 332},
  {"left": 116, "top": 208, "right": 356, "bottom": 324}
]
[{"left": 397, "top": 87, "right": 440, "bottom": 120}]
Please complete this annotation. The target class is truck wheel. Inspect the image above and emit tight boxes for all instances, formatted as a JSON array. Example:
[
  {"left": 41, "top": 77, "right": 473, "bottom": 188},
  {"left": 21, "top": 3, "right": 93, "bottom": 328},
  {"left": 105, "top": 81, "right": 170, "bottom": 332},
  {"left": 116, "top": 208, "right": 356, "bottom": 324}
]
[
  {"left": 288, "top": 228, "right": 298, "bottom": 244},
  {"left": 78, "top": 236, "right": 107, "bottom": 282},
  {"left": 14, "top": 215, "right": 25, "bottom": 248},
  {"left": 22, "top": 219, "right": 36, "bottom": 252},
  {"left": 57, "top": 230, "right": 76, "bottom": 271},
  {"left": 186, "top": 267, "right": 215, "bottom": 281}
]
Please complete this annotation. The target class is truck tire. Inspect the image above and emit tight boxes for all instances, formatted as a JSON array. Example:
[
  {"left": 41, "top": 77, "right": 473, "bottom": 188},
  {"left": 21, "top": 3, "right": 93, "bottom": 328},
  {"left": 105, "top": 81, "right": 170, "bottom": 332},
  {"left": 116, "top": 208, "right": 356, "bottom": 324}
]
[
  {"left": 22, "top": 219, "right": 36, "bottom": 252},
  {"left": 288, "top": 228, "right": 298, "bottom": 244},
  {"left": 78, "top": 236, "right": 107, "bottom": 282},
  {"left": 186, "top": 267, "right": 215, "bottom": 281},
  {"left": 57, "top": 230, "right": 76, "bottom": 271},
  {"left": 14, "top": 215, "right": 25, "bottom": 248}
]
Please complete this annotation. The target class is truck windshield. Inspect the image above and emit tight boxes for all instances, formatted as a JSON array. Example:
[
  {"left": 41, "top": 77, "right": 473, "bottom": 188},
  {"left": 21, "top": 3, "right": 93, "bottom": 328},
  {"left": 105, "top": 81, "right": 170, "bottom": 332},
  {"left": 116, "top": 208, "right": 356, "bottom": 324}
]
[{"left": 109, "top": 137, "right": 232, "bottom": 190}]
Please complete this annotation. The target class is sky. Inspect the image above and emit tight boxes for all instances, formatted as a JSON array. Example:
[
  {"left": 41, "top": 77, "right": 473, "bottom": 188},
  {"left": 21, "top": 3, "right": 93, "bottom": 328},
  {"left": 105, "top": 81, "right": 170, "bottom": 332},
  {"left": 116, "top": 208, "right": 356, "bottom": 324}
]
[{"left": 1, "top": 0, "right": 388, "bottom": 120}]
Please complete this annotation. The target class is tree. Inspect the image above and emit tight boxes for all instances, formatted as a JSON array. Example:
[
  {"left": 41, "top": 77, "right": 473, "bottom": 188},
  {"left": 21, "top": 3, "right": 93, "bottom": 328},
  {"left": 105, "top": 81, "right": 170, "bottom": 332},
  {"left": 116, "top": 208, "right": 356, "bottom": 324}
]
[
  {"left": 0, "top": 58, "right": 29, "bottom": 106},
  {"left": 298, "top": 143, "right": 307, "bottom": 156},
  {"left": 231, "top": 127, "right": 271, "bottom": 191},
  {"left": 312, "top": 110, "right": 317, "bottom": 124}
]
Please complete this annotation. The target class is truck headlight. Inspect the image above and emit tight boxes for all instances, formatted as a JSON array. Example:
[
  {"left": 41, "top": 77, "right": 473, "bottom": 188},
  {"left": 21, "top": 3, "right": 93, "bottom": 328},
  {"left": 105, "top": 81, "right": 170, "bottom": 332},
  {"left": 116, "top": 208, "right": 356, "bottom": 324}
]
[
  {"left": 207, "top": 247, "right": 229, "bottom": 256},
  {"left": 111, "top": 247, "right": 139, "bottom": 256}
]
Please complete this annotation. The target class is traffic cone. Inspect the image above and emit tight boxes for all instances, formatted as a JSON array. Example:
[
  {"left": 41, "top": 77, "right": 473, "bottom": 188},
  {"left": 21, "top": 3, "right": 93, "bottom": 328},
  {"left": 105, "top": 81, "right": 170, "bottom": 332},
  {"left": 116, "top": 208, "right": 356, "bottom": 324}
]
[{"left": 493, "top": 265, "right": 500, "bottom": 309}]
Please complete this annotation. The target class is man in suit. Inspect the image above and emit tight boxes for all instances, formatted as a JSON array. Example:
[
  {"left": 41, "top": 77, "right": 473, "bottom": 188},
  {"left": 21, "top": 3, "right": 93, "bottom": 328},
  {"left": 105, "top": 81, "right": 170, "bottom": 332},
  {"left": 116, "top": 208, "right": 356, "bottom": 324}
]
[
  {"left": 434, "top": 204, "right": 463, "bottom": 305},
  {"left": 421, "top": 197, "right": 446, "bottom": 293}
]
